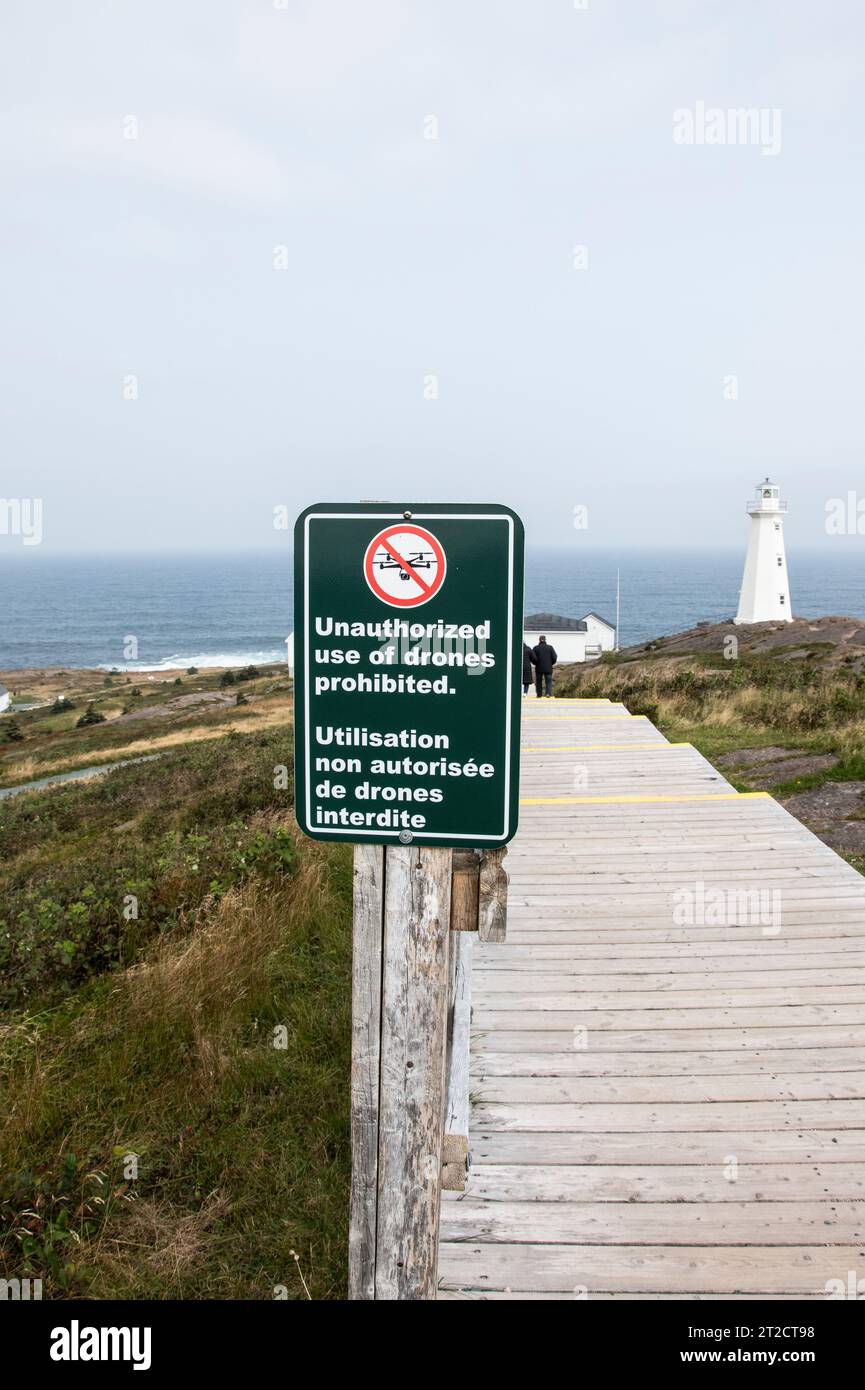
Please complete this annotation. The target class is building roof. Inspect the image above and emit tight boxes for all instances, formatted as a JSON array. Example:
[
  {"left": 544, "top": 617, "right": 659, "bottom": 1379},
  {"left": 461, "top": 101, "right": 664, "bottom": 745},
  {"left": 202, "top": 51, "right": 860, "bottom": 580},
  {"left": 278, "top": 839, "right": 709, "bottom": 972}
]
[
  {"left": 524, "top": 612, "right": 588, "bottom": 632},
  {"left": 582, "top": 611, "right": 616, "bottom": 630},
  {"left": 524, "top": 611, "right": 617, "bottom": 633}
]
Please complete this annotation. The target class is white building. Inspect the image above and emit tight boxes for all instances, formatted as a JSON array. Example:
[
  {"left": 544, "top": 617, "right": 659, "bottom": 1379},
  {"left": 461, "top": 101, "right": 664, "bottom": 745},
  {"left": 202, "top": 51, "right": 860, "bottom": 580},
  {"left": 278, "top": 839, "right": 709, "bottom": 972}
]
[
  {"left": 0, "top": 683, "right": 10, "bottom": 713},
  {"left": 734, "top": 478, "right": 792, "bottom": 624},
  {"left": 523, "top": 612, "right": 616, "bottom": 664}
]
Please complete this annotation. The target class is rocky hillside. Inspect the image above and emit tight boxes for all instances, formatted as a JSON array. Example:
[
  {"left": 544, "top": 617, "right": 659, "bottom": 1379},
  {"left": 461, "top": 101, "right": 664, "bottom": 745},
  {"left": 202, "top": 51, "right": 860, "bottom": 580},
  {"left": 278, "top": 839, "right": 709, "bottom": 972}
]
[{"left": 623, "top": 615, "right": 865, "bottom": 669}]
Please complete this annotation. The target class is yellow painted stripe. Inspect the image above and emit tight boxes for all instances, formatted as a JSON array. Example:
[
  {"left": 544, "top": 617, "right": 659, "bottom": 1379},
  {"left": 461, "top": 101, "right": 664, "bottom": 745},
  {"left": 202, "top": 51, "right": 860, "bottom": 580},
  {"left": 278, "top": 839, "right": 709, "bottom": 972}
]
[
  {"left": 522, "top": 715, "right": 643, "bottom": 722},
  {"left": 521, "top": 742, "right": 692, "bottom": 752},
  {"left": 521, "top": 698, "right": 617, "bottom": 704},
  {"left": 520, "top": 792, "right": 772, "bottom": 806}
]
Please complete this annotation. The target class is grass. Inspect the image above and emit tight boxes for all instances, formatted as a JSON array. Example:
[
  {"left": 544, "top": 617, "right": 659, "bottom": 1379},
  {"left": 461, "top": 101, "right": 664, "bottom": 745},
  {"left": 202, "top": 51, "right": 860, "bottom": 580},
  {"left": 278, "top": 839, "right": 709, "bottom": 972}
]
[
  {"left": 0, "top": 729, "right": 308, "bottom": 1007},
  {"left": 555, "top": 651, "right": 865, "bottom": 870},
  {"left": 770, "top": 752, "right": 865, "bottom": 799},
  {"left": 1, "top": 703, "right": 289, "bottom": 786},
  {"left": 0, "top": 683, "right": 355, "bottom": 1299},
  {"left": 1, "top": 677, "right": 291, "bottom": 787},
  {"left": 556, "top": 652, "right": 865, "bottom": 761},
  {"left": 0, "top": 847, "right": 352, "bottom": 1299}
]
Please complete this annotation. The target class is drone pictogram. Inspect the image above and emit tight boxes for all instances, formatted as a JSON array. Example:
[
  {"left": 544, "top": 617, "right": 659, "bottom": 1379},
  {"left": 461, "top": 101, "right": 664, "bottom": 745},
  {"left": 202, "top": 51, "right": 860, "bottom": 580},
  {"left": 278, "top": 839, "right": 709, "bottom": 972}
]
[{"left": 363, "top": 525, "right": 447, "bottom": 607}]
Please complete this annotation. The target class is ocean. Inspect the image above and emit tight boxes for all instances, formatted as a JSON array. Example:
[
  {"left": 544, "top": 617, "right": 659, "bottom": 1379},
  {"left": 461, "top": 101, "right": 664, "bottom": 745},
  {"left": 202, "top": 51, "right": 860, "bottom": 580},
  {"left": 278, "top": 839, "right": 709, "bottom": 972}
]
[{"left": 1, "top": 548, "right": 863, "bottom": 672}]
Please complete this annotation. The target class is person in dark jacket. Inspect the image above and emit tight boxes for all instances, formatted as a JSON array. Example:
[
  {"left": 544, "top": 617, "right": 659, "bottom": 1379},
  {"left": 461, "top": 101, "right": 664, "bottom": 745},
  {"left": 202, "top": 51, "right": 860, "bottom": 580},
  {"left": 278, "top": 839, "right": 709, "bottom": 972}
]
[
  {"left": 522, "top": 642, "right": 534, "bottom": 695},
  {"left": 531, "top": 635, "right": 557, "bottom": 697}
]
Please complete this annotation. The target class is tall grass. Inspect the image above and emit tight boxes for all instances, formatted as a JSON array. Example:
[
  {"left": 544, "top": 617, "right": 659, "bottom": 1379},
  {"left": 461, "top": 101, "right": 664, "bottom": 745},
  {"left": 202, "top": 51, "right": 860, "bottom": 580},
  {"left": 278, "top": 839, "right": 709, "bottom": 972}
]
[
  {"left": 1, "top": 714, "right": 355, "bottom": 1299},
  {"left": 0, "top": 837, "right": 352, "bottom": 1300},
  {"left": 0, "top": 730, "right": 299, "bottom": 1006},
  {"left": 557, "top": 656, "right": 865, "bottom": 757}
]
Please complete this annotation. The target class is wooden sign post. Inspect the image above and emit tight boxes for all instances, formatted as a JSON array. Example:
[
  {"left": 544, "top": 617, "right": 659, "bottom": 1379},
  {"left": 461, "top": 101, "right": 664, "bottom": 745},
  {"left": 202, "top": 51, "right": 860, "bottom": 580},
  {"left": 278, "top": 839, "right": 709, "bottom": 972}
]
[
  {"left": 349, "top": 842, "right": 508, "bottom": 1297},
  {"left": 350, "top": 843, "right": 453, "bottom": 1299},
  {"left": 293, "top": 503, "right": 523, "bottom": 1299}
]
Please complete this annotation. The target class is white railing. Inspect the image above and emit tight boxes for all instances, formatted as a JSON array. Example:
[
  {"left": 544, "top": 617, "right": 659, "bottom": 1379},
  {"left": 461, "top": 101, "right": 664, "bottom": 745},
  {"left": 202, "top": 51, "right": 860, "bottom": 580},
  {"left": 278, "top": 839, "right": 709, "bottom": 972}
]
[{"left": 746, "top": 498, "right": 788, "bottom": 514}]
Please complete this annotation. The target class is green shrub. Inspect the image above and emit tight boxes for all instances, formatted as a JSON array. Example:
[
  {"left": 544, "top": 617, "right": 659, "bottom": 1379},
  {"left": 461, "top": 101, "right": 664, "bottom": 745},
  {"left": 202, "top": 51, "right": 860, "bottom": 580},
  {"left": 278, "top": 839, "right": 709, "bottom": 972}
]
[
  {"left": 624, "top": 698, "right": 659, "bottom": 723},
  {"left": 76, "top": 704, "right": 106, "bottom": 729},
  {"left": 0, "top": 733, "right": 296, "bottom": 1008},
  {"left": 0, "top": 843, "right": 352, "bottom": 1299},
  {"left": 0, "top": 1151, "right": 132, "bottom": 1289}
]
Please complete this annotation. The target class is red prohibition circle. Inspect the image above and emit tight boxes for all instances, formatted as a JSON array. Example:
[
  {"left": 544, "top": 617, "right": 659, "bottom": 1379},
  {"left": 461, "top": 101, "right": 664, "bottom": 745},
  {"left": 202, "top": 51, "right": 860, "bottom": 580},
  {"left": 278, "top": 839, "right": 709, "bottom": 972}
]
[{"left": 363, "top": 523, "right": 447, "bottom": 608}]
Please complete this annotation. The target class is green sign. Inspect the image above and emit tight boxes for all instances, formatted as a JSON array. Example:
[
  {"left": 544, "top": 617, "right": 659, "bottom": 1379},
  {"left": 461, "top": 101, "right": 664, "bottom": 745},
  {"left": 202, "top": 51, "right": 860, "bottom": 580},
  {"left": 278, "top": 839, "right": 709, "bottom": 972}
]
[{"left": 293, "top": 503, "right": 524, "bottom": 847}]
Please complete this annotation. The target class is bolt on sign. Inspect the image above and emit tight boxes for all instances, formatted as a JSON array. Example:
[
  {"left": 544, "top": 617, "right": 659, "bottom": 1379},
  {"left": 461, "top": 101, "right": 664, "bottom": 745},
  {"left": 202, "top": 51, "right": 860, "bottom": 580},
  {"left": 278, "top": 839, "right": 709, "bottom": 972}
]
[{"left": 294, "top": 503, "right": 525, "bottom": 846}]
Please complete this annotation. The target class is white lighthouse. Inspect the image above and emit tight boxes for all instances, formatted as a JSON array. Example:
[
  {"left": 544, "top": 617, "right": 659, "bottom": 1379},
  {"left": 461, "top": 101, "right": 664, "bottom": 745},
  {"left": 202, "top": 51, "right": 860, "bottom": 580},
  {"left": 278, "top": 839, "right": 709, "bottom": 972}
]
[{"left": 734, "top": 478, "right": 792, "bottom": 624}]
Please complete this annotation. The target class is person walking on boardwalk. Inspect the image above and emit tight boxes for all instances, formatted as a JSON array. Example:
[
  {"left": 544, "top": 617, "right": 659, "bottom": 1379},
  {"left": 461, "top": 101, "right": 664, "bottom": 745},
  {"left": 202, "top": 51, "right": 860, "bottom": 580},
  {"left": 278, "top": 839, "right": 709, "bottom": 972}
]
[
  {"left": 531, "top": 634, "right": 557, "bottom": 697},
  {"left": 522, "top": 641, "right": 535, "bottom": 695}
]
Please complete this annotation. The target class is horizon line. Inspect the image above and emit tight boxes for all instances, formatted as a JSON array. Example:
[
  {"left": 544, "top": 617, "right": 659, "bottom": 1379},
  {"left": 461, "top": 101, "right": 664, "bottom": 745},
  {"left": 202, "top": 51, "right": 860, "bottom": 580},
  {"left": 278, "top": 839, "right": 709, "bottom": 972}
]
[{"left": 0, "top": 542, "right": 857, "bottom": 559}]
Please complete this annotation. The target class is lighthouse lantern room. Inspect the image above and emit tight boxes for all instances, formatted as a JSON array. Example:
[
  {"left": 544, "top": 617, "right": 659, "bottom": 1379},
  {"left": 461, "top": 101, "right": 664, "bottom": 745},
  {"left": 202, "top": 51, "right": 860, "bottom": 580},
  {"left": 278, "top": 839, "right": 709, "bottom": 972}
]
[{"left": 734, "top": 478, "right": 793, "bottom": 624}]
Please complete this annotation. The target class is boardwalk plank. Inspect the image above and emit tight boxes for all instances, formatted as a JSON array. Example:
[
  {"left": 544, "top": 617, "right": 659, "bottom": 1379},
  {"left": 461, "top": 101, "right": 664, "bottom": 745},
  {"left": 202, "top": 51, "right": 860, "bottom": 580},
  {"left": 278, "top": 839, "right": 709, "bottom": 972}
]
[
  {"left": 450, "top": 1163, "right": 865, "bottom": 1202},
  {"left": 471, "top": 1048, "right": 865, "bottom": 1076},
  {"left": 436, "top": 701, "right": 865, "bottom": 1300},
  {"left": 468, "top": 1130, "right": 865, "bottom": 1164},
  {"left": 439, "top": 1200, "right": 865, "bottom": 1244},
  {"left": 470, "top": 1073, "right": 865, "bottom": 1103},
  {"left": 438, "top": 1243, "right": 865, "bottom": 1294}
]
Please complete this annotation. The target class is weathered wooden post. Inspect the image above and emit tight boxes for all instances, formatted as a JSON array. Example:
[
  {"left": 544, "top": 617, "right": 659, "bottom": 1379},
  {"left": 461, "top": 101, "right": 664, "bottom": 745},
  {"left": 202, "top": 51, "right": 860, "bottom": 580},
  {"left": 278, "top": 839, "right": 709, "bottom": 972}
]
[
  {"left": 348, "top": 843, "right": 384, "bottom": 1299},
  {"left": 293, "top": 502, "right": 523, "bottom": 1299},
  {"left": 349, "top": 841, "right": 509, "bottom": 1287},
  {"left": 349, "top": 844, "right": 453, "bottom": 1298},
  {"left": 376, "top": 844, "right": 453, "bottom": 1297}
]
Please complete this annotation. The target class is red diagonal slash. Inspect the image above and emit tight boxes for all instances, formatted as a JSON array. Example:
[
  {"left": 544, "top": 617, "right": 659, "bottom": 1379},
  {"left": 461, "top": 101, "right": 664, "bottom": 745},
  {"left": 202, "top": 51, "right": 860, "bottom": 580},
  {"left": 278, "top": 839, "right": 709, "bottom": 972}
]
[{"left": 379, "top": 538, "right": 435, "bottom": 595}]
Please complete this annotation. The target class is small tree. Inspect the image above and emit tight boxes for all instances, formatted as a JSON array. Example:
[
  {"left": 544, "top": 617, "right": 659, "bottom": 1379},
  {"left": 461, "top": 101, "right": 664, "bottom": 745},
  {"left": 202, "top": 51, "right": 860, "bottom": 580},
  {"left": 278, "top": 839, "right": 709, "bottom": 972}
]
[
  {"left": 236, "top": 692, "right": 248, "bottom": 706},
  {"left": 1, "top": 717, "right": 24, "bottom": 743},
  {"left": 51, "top": 696, "right": 76, "bottom": 713},
  {"left": 219, "top": 670, "right": 236, "bottom": 688},
  {"left": 76, "top": 703, "right": 106, "bottom": 728}
]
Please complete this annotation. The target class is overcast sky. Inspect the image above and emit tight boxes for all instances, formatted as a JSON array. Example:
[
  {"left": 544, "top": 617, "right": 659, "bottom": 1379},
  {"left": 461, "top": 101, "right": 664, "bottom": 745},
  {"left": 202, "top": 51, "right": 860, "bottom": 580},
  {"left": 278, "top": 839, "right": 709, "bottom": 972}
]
[{"left": 2, "top": 0, "right": 863, "bottom": 552}]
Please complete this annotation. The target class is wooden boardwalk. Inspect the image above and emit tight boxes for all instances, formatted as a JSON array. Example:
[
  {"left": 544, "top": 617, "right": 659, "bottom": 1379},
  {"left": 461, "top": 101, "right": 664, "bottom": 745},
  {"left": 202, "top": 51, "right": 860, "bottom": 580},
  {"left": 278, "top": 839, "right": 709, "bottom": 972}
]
[{"left": 438, "top": 698, "right": 865, "bottom": 1299}]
